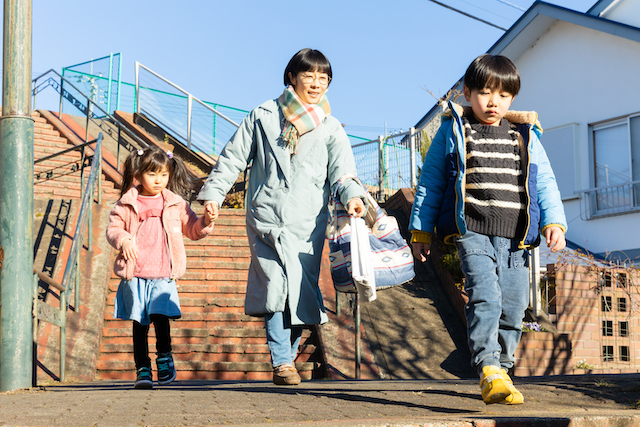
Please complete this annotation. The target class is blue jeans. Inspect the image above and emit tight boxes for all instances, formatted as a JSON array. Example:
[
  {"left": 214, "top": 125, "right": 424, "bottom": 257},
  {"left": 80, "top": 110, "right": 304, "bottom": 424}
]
[
  {"left": 264, "top": 311, "right": 303, "bottom": 367},
  {"left": 454, "top": 230, "right": 530, "bottom": 375}
]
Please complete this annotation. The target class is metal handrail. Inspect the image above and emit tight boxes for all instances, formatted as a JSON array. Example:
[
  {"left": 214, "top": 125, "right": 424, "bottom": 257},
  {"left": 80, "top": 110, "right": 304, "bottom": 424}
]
[
  {"left": 135, "top": 62, "right": 240, "bottom": 153},
  {"left": 578, "top": 179, "right": 640, "bottom": 220},
  {"left": 32, "top": 69, "right": 149, "bottom": 170},
  {"left": 32, "top": 133, "right": 103, "bottom": 383}
]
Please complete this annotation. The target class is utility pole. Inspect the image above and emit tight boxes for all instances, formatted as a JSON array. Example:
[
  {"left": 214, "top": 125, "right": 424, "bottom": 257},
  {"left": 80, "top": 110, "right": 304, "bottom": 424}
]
[{"left": 0, "top": 0, "right": 34, "bottom": 391}]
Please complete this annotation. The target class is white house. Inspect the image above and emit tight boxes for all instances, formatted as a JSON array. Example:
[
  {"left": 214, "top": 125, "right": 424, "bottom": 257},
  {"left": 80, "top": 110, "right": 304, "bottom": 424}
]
[{"left": 415, "top": 0, "right": 640, "bottom": 263}]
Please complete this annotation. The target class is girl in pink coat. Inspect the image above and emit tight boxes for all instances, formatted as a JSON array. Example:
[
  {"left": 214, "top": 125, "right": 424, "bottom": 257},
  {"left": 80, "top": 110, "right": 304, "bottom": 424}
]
[{"left": 106, "top": 146, "right": 214, "bottom": 389}]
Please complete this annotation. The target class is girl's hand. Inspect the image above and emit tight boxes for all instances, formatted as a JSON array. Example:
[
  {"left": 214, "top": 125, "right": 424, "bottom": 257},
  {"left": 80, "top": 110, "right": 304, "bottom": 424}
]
[
  {"left": 205, "top": 201, "right": 219, "bottom": 224},
  {"left": 412, "top": 242, "right": 431, "bottom": 263},
  {"left": 121, "top": 238, "right": 138, "bottom": 261},
  {"left": 544, "top": 226, "right": 566, "bottom": 253},
  {"left": 347, "top": 198, "right": 365, "bottom": 218}
]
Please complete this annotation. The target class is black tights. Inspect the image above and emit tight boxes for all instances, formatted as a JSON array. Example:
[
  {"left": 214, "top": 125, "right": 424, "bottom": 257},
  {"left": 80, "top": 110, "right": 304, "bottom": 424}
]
[{"left": 133, "top": 314, "right": 172, "bottom": 369}]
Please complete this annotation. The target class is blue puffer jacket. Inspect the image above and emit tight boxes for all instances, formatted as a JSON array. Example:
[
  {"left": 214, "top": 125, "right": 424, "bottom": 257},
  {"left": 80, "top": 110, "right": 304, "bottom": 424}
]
[{"left": 409, "top": 102, "right": 567, "bottom": 248}]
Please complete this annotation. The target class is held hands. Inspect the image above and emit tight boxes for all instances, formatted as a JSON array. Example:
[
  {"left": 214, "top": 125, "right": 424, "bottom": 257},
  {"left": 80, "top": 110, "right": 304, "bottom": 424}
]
[
  {"left": 120, "top": 238, "right": 138, "bottom": 261},
  {"left": 205, "top": 201, "right": 219, "bottom": 225},
  {"left": 347, "top": 198, "right": 366, "bottom": 218},
  {"left": 544, "top": 226, "right": 566, "bottom": 253},
  {"left": 412, "top": 242, "right": 431, "bottom": 263}
]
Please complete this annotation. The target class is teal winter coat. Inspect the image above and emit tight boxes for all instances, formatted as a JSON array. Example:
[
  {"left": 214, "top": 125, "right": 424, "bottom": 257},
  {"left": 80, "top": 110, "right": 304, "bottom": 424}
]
[{"left": 197, "top": 99, "right": 365, "bottom": 326}]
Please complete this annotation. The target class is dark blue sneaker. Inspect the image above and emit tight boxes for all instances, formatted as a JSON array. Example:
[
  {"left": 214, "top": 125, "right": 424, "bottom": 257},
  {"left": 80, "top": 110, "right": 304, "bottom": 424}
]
[
  {"left": 156, "top": 352, "right": 177, "bottom": 385},
  {"left": 134, "top": 366, "right": 153, "bottom": 389}
]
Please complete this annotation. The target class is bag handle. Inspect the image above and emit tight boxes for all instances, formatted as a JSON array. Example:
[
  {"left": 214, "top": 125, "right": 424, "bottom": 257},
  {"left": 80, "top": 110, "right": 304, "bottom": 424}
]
[{"left": 331, "top": 174, "right": 378, "bottom": 227}]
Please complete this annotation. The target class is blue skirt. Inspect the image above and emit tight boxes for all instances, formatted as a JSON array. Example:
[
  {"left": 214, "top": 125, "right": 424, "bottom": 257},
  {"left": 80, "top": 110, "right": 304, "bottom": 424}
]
[{"left": 114, "top": 277, "right": 182, "bottom": 326}]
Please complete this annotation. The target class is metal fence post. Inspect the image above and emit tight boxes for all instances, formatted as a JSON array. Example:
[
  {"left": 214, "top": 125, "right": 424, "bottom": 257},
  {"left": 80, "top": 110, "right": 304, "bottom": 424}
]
[
  {"left": 529, "top": 247, "right": 541, "bottom": 316},
  {"left": 378, "top": 135, "right": 384, "bottom": 202},
  {"left": 410, "top": 127, "right": 417, "bottom": 188},
  {"left": 134, "top": 62, "right": 140, "bottom": 114},
  {"left": 0, "top": 0, "right": 34, "bottom": 392},
  {"left": 187, "top": 94, "right": 193, "bottom": 150}
]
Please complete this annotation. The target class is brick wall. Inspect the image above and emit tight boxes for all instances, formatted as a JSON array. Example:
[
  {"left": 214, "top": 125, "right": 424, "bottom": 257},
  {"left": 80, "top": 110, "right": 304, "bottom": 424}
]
[{"left": 514, "top": 264, "right": 640, "bottom": 376}]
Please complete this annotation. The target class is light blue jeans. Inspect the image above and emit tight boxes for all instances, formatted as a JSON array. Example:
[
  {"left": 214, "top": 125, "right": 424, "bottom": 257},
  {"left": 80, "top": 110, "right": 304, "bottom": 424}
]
[
  {"left": 454, "top": 230, "right": 530, "bottom": 375},
  {"left": 264, "top": 310, "right": 303, "bottom": 368}
]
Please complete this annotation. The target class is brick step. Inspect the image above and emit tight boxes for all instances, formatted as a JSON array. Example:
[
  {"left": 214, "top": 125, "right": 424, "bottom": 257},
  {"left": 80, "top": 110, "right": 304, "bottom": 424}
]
[
  {"left": 183, "top": 259, "right": 250, "bottom": 270},
  {"left": 34, "top": 174, "right": 117, "bottom": 188},
  {"left": 102, "top": 318, "right": 267, "bottom": 330},
  {"left": 185, "top": 238, "right": 250, "bottom": 248},
  {"left": 101, "top": 342, "right": 271, "bottom": 355},
  {"left": 105, "top": 293, "right": 246, "bottom": 308},
  {"left": 34, "top": 145, "right": 83, "bottom": 159},
  {"left": 34, "top": 134, "right": 70, "bottom": 145},
  {"left": 209, "top": 228, "right": 248, "bottom": 237},
  {"left": 185, "top": 247, "right": 251, "bottom": 258},
  {"left": 103, "top": 307, "right": 249, "bottom": 319},
  {"left": 32, "top": 114, "right": 47, "bottom": 124},
  {"left": 33, "top": 126, "right": 62, "bottom": 137},
  {"left": 96, "top": 360, "right": 314, "bottom": 373},
  {"left": 101, "top": 326, "right": 272, "bottom": 339},
  {"left": 34, "top": 157, "right": 85, "bottom": 170},
  {"left": 34, "top": 134, "right": 75, "bottom": 146},
  {"left": 179, "top": 271, "right": 249, "bottom": 281},
  {"left": 34, "top": 183, "right": 120, "bottom": 198},
  {"left": 207, "top": 215, "right": 246, "bottom": 227},
  {"left": 107, "top": 271, "right": 250, "bottom": 283},
  {"left": 107, "top": 281, "right": 248, "bottom": 294}
]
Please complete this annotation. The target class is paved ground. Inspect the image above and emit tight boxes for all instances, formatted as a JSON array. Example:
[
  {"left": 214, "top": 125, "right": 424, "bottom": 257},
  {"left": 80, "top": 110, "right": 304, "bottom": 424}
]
[{"left": 2, "top": 374, "right": 640, "bottom": 426}]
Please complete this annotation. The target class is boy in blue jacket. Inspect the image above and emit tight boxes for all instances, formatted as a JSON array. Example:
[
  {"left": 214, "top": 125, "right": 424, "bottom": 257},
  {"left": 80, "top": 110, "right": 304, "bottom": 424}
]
[{"left": 410, "top": 54, "right": 567, "bottom": 404}]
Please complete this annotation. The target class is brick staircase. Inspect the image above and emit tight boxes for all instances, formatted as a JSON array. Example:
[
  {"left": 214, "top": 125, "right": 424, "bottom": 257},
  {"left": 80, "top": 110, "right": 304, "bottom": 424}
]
[
  {"left": 33, "top": 111, "right": 120, "bottom": 201},
  {"left": 96, "top": 207, "right": 318, "bottom": 381}
]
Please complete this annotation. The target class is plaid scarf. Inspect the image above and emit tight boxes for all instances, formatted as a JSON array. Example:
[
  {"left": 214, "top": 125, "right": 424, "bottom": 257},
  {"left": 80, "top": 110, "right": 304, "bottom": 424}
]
[{"left": 278, "top": 85, "right": 331, "bottom": 154}]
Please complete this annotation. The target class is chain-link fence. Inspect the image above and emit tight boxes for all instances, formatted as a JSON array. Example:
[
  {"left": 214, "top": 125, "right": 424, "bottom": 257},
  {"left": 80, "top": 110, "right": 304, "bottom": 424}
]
[
  {"left": 62, "top": 53, "right": 121, "bottom": 117},
  {"left": 352, "top": 129, "right": 424, "bottom": 199},
  {"left": 49, "top": 58, "right": 428, "bottom": 199}
]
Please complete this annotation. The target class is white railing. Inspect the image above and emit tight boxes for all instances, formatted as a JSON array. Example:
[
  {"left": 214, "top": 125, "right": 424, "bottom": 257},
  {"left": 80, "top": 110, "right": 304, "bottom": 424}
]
[
  {"left": 579, "top": 180, "right": 640, "bottom": 220},
  {"left": 135, "top": 62, "right": 241, "bottom": 155}
]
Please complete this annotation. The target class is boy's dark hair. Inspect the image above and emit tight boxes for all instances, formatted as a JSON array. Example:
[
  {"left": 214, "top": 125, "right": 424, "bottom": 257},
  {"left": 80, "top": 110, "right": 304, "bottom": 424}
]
[
  {"left": 283, "top": 48, "right": 332, "bottom": 86},
  {"left": 464, "top": 54, "right": 520, "bottom": 96},
  {"left": 120, "top": 145, "right": 192, "bottom": 199}
]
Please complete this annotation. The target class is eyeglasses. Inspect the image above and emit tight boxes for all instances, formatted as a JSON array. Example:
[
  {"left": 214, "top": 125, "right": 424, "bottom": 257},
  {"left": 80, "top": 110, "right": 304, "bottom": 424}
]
[{"left": 299, "top": 73, "right": 331, "bottom": 86}]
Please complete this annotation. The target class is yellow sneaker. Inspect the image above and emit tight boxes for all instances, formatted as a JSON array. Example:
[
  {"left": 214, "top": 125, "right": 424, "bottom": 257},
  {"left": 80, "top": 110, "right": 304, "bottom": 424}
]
[
  {"left": 499, "top": 369, "right": 524, "bottom": 405},
  {"left": 479, "top": 365, "right": 511, "bottom": 404}
]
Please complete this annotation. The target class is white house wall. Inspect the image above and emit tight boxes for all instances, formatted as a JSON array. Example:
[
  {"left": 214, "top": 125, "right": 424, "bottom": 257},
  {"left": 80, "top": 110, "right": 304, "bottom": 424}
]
[
  {"left": 509, "top": 20, "right": 640, "bottom": 255},
  {"left": 600, "top": 0, "right": 640, "bottom": 28}
]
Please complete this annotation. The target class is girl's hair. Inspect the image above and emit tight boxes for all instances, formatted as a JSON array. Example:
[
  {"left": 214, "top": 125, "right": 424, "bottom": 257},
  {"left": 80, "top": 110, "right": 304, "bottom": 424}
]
[
  {"left": 120, "top": 146, "right": 192, "bottom": 199},
  {"left": 283, "top": 48, "right": 332, "bottom": 87},
  {"left": 464, "top": 54, "right": 521, "bottom": 96}
]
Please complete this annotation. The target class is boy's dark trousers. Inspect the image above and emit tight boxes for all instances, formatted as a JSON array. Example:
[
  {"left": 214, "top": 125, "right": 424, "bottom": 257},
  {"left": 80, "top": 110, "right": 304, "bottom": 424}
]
[{"left": 133, "top": 314, "right": 172, "bottom": 369}]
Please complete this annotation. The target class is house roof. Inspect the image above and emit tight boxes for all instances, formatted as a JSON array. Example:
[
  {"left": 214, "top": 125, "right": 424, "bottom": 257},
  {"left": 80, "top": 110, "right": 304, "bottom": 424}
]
[
  {"left": 587, "top": 0, "right": 622, "bottom": 16},
  {"left": 414, "top": 0, "right": 640, "bottom": 130}
]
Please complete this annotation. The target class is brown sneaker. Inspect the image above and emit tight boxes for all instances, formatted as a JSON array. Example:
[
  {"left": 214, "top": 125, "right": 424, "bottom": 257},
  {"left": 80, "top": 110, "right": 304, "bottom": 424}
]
[{"left": 273, "top": 363, "right": 301, "bottom": 385}]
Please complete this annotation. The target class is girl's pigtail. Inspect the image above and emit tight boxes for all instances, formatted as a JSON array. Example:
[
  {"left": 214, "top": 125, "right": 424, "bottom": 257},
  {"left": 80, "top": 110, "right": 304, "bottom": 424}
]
[
  {"left": 120, "top": 149, "right": 142, "bottom": 197},
  {"left": 166, "top": 154, "right": 193, "bottom": 200}
]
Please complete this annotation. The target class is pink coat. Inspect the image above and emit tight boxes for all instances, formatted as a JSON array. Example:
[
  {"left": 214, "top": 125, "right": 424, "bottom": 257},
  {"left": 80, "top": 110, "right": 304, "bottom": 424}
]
[{"left": 106, "top": 187, "right": 214, "bottom": 280}]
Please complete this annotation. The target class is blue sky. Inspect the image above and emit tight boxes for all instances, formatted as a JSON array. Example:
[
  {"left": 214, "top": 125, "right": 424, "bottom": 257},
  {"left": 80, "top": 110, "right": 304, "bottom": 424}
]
[{"left": 21, "top": 0, "right": 594, "bottom": 141}]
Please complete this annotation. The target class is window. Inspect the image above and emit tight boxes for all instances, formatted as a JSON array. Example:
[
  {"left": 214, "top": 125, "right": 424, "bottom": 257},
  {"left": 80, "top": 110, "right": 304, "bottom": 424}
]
[
  {"left": 603, "top": 345, "right": 614, "bottom": 362},
  {"left": 601, "top": 296, "right": 612, "bottom": 312},
  {"left": 616, "top": 273, "right": 627, "bottom": 288},
  {"left": 620, "top": 346, "right": 630, "bottom": 362},
  {"left": 618, "top": 297, "right": 627, "bottom": 312},
  {"left": 602, "top": 320, "right": 613, "bottom": 336},
  {"left": 590, "top": 114, "right": 640, "bottom": 216},
  {"left": 602, "top": 272, "right": 612, "bottom": 287},
  {"left": 620, "top": 321, "right": 629, "bottom": 337}
]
